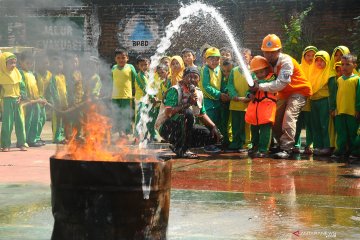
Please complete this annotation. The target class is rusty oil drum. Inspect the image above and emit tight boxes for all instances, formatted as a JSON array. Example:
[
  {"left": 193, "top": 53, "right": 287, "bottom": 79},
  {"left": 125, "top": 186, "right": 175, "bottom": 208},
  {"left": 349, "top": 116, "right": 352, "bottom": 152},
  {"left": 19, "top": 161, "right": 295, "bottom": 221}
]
[{"left": 50, "top": 157, "right": 171, "bottom": 240}]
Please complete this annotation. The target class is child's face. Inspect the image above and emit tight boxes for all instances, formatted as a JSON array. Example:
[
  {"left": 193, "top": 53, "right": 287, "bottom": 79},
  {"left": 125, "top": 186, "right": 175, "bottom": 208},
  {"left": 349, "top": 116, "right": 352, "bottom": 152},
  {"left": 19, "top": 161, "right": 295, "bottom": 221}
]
[
  {"left": 220, "top": 51, "right": 232, "bottom": 65},
  {"left": 206, "top": 56, "right": 220, "bottom": 69},
  {"left": 341, "top": 58, "right": 356, "bottom": 77},
  {"left": 20, "top": 59, "right": 34, "bottom": 72},
  {"left": 6, "top": 58, "right": 17, "bottom": 71},
  {"left": 160, "top": 58, "right": 170, "bottom": 68},
  {"left": 304, "top": 50, "right": 315, "bottom": 65},
  {"left": 253, "top": 68, "right": 269, "bottom": 80},
  {"left": 138, "top": 60, "right": 149, "bottom": 72},
  {"left": 157, "top": 68, "right": 169, "bottom": 80},
  {"left": 241, "top": 52, "right": 251, "bottom": 65},
  {"left": 182, "top": 52, "right": 195, "bottom": 67},
  {"left": 36, "top": 57, "right": 50, "bottom": 73},
  {"left": 315, "top": 57, "right": 326, "bottom": 69},
  {"left": 334, "top": 50, "right": 343, "bottom": 62},
  {"left": 263, "top": 50, "right": 280, "bottom": 66},
  {"left": 335, "top": 66, "right": 342, "bottom": 77},
  {"left": 115, "top": 53, "right": 128, "bottom": 67},
  {"left": 52, "top": 60, "right": 64, "bottom": 74},
  {"left": 221, "top": 64, "right": 233, "bottom": 78},
  {"left": 170, "top": 59, "right": 182, "bottom": 73}
]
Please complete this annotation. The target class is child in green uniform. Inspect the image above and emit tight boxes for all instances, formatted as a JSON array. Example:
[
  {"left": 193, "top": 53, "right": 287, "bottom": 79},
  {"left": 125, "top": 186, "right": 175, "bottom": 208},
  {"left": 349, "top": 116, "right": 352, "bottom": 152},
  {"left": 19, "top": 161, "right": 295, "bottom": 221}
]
[
  {"left": 227, "top": 58, "right": 250, "bottom": 152},
  {"left": 47, "top": 56, "right": 68, "bottom": 144},
  {"left": 308, "top": 51, "right": 332, "bottom": 156},
  {"left": 111, "top": 48, "right": 137, "bottom": 138},
  {"left": 330, "top": 54, "right": 360, "bottom": 158},
  {"left": 328, "top": 61, "right": 342, "bottom": 153},
  {"left": 294, "top": 46, "right": 318, "bottom": 154},
  {"left": 201, "top": 47, "right": 230, "bottom": 153},
  {"left": 35, "top": 52, "right": 52, "bottom": 145},
  {"left": 219, "top": 59, "right": 233, "bottom": 149},
  {"left": 0, "top": 52, "right": 27, "bottom": 151},
  {"left": 134, "top": 55, "right": 156, "bottom": 142},
  {"left": 19, "top": 51, "right": 46, "bottom": 147},
  {"left": 83, "top": 56, "right": 102, "bottom": 99}
]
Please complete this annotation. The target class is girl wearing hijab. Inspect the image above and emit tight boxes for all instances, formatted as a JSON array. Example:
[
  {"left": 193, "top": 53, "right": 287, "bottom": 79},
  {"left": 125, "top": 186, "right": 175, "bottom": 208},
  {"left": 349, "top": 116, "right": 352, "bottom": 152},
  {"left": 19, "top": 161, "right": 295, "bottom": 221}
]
[
  {"left": 0, "top": 52, "right": 27, "bottom": 151},
  {"left": 169, "top": 56, "right": 185, "bottom": 86},
  {"left": 294, "top": 46, "right": 318, "bottom": 154},
  {"left": 308, "top": 50, "right": 332, "bottom": 156}
]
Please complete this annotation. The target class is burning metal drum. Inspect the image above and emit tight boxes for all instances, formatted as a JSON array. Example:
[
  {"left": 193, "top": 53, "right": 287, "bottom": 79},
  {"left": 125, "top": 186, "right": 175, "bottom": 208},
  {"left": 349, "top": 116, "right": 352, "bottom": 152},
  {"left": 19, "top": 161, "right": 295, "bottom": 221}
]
[{"left": 50, "top": 156, "right": 171, "bottom": 240}]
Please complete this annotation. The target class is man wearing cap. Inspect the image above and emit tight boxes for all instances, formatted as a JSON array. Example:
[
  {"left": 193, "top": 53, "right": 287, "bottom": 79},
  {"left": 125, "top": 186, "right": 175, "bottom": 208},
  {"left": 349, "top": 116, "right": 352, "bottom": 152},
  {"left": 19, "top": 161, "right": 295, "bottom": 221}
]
[
  {"left": 155, "top": 66, "right": 222, "bottom": 158},
  {"left": 253, "top": 34, "right": 312, "bottom": 159},
  {"left": 200, "top": 47, "right": 231, "bottom": 153}
]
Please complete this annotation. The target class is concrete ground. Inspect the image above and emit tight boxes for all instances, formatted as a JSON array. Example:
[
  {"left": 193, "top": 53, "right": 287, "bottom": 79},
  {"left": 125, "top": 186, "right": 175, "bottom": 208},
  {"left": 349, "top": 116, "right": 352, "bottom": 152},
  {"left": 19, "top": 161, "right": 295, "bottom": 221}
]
[{"left": 0, "top": 121, "right": 360, "bottom": 239}]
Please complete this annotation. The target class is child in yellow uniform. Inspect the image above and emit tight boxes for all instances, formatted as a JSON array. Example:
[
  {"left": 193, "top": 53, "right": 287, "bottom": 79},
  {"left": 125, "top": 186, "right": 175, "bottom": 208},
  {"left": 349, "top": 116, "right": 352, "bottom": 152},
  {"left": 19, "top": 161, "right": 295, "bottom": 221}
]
[
  {"left": 19, "top": 51, "right": 46, "bottom": 147},
  {"left": 47, "top": 56, "right": 68, "bottom": 144},
  {"left": 308, "top": 50, "right": 332, "bottom": 156},
  {"left": 35, "top": 52, "right": 52, "bottom": 144},
  {"left": 0, "top": 52, "right": 27, "bottom": 151},
  {"left": 294, "top": 46, "right": 318, "bottom": 153},
  {"left": 201, "top": 47, "right": 230, "bottom": 153},
  {"left": 330, "top": 54, "right": 360, "bottom": 158},
  {"left": 227, "top": 58, "right": 250, "bottom": 152},
  {"left": 111, "top": 48, "right": 137, "bottom": 137}
]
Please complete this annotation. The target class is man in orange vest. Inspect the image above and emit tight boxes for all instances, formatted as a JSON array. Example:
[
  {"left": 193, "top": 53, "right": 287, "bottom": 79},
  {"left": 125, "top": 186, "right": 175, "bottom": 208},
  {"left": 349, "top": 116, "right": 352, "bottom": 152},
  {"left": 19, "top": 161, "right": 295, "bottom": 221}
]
[{"left": 252, "top": 34, "right": 312, "bottom": 159}]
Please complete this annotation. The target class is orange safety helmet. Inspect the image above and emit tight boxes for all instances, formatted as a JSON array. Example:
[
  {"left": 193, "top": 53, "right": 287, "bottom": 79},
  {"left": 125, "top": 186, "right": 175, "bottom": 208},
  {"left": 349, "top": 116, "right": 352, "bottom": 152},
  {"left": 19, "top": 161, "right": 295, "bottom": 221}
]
[
  {"left": 261, "top": 34, "right": 282, "bottom": 51},
  {"left": 250, "top": 55, "right": 270, "bottom": 72}
]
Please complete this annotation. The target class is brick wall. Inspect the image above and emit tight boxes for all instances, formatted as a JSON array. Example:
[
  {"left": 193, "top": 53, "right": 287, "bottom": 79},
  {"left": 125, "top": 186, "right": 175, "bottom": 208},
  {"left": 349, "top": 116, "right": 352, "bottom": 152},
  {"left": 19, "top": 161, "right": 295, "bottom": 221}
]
[{"left": 1, "top": 0, "right": 359, "bottom": 64}]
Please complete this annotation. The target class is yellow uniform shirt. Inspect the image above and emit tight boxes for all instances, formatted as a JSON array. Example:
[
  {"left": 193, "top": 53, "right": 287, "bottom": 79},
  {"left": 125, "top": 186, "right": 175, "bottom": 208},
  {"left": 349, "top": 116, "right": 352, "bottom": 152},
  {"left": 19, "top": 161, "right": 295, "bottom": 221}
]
[
  {"left": 36, "top": 71, "right": 52, "bottom": 98},
  {"left": 227, "top": 67, "right": 249, "bottom": 111},
  {"left": 23, "top": 71, "right": 40, "bottom": 100},
  {"left": 112, "top": 64, "right": 137, "bottom": 99},
  {"left": 336, "top": 74, "right": 359, "bottom": 116},
  {"left": 55, "top": 74, "right": 68, "bottom": 109},
  {"left": 1, "top": 83, "right": 20, "bottom": 98}
]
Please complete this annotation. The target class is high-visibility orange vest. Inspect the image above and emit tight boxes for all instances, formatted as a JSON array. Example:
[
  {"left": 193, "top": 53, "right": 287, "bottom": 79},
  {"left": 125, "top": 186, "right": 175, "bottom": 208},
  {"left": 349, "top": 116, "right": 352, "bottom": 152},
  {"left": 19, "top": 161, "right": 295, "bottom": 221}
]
[
  {"left": 245, "top": 89, "right": 277, "bottom": 126},
  {"left": 277, "top": 55, "right": 312, "bottom": 99}
]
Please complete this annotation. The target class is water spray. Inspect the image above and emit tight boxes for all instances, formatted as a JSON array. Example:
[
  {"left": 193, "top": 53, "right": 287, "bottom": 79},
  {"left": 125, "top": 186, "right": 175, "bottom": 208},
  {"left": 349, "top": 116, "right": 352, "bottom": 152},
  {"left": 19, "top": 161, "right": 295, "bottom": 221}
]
[{"left": 137, "top": 1, "right": 255, "bottom": 148}]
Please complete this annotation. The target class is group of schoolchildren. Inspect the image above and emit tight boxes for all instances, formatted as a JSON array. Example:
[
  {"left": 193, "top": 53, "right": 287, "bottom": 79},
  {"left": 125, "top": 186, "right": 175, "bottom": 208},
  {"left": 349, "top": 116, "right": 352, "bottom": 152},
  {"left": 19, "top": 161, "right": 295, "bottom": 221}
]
[
  {"left": 110, "top": 42, "right": 360, "bottom": 160},
  {"left": 1, "top": 39, "right": 359, "bottom": 160},
  {"left": 0, "top": 50, "right": 102, "bottom": 152}
]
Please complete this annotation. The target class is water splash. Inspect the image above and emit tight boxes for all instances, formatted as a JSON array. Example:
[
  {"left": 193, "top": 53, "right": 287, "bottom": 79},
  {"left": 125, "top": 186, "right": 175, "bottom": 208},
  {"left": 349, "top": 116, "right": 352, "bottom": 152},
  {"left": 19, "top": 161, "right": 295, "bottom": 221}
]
[
  {"left": 140, "top": 162, "right": 152, "bottom": 200},
  {"left": 137, "top": 1, "right": 254, "bottom": 148}
]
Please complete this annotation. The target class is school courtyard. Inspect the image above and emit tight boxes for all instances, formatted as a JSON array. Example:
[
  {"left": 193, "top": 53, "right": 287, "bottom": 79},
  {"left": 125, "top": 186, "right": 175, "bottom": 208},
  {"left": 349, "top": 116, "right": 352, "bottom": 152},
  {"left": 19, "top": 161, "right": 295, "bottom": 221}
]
[{"left": 0, "top": 121, "right": 359, "bottom": 240}]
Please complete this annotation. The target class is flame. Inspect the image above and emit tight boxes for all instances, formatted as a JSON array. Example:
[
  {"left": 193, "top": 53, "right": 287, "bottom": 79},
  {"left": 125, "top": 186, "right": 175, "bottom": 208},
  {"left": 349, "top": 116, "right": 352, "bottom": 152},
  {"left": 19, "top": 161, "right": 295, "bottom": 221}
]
[{"left": 54, "top": 102, "right": 158, "bottom": 162}]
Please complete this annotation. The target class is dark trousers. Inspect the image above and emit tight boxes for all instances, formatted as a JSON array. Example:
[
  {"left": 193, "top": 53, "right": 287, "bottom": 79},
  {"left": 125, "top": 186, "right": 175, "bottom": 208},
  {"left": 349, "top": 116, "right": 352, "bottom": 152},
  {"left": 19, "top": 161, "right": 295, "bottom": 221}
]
[{"left": 159, "top": 108, "right": 217, "bottom": 154}]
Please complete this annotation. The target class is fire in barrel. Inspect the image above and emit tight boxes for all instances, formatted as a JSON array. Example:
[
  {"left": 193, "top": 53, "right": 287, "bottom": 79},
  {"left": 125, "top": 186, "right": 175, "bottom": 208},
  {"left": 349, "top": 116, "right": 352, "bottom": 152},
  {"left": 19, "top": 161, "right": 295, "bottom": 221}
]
[{"left": 50, "top": 103, "right": 171, "bottom": 240}]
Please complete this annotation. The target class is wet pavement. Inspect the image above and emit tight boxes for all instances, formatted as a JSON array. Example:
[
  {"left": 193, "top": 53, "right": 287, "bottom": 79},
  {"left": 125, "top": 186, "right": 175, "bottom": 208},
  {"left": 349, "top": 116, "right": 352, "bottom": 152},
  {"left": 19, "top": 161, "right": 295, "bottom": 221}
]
[{"left": 0, "top": 122, "right": 360, "bottom": 239}]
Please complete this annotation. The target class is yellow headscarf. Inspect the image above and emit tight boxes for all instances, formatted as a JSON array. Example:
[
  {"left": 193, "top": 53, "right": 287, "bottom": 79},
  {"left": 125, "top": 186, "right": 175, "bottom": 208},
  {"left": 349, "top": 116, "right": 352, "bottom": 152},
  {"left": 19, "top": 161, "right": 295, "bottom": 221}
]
[
  {"left": 170, "top": 55, "right": 185, "bottom": 86},
  {"left": 0, "top": 52, "right": 22, "bottom": 85},
  {"left": 300, "top": 46, "right": 318, "bottom": 80},
  {"left": 308, "top": 50, "right": 330, "bottom": 94},
  {"left": 329, "top": 46, "right": 350, "bottom": 78}
]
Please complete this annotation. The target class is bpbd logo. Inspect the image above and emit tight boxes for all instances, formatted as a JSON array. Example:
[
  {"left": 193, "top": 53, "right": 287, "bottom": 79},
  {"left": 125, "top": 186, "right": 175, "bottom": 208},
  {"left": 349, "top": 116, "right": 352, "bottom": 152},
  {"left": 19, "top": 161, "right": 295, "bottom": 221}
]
[
  {"left": 130, "top": 21, "right": 152, "bottom": 47},
  {"left": 119, "top": 15, "right": 159, "bottom": 52}
]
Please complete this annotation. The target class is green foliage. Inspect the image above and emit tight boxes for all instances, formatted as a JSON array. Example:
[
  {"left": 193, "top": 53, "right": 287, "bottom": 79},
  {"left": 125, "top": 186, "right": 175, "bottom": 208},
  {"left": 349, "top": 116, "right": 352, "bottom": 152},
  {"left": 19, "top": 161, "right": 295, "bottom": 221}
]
[{"left": 271, "top": 2, "right": 313, "bottom": 60}]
